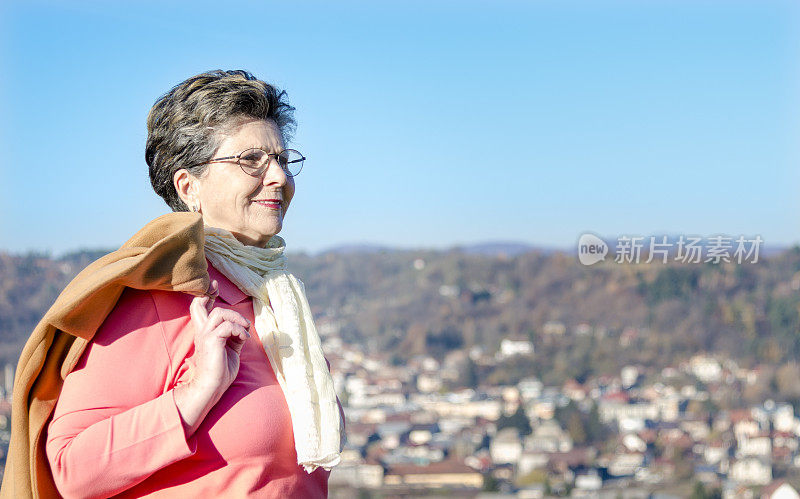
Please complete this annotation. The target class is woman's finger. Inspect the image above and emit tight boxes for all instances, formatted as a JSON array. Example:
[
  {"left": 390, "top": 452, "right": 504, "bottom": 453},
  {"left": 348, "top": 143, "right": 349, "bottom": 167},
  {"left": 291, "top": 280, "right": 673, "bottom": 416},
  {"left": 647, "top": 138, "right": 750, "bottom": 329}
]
[
  {"left": 190, "top": 295, "right": 210, "bottom": 326},
  {"left": 227, "top": 325, "right": 250, "bottom": 354},
  {"left": 212, "top": 322, "right": 250, "bottom": 342},
  {"left": 204, "top": 307, "right": 251, "bottom": 331},
  {"left": 208, "top": 323, "right": 249, "bottom": 354},
  {"left": 204, "top": 280, "right": 219, "bottom": 313}
]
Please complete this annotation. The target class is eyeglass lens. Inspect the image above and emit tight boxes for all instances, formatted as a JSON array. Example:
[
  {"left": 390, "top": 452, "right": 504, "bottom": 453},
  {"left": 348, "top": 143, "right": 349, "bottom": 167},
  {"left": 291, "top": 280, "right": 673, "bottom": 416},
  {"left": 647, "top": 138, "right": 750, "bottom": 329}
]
[{"left": 238, "top": 148, "right": 304, "bottom": 177}]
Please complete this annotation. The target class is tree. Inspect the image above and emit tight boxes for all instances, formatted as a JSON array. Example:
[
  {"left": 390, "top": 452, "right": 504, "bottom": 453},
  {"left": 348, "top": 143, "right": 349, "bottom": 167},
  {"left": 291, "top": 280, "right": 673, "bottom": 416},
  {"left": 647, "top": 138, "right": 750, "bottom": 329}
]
[
  {"left": 482, "top": 472, "right": 500, "bottom": 492},
  {"left": 567, "top": 412, "right": 587, "bottom": 445},
  {"left": 496, "top": 404, "right": 532, "bottom": 436},
  {"left": 585, "top": 402, "right": 606, "bottom": 443},
  {"left": 456, "top": 357, "right": 479, "bottom": 389},
  {"left": 690, "top": 481, "right": 722, "bottom": 499}
]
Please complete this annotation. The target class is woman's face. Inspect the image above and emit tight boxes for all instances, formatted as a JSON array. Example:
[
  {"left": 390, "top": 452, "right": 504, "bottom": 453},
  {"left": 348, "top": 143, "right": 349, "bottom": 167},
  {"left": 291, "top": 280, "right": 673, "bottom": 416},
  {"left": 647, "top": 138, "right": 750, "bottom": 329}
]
[{"left": 187, "top": 118, "right": 295, "bottom": 247}]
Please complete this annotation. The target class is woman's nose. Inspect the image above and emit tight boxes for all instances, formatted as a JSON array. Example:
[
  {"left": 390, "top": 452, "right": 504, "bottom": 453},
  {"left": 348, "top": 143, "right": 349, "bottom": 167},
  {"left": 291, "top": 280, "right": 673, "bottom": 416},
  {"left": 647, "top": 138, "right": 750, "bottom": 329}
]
[{"left": 262, "top": 158, "right": 288, "bottom": 186}]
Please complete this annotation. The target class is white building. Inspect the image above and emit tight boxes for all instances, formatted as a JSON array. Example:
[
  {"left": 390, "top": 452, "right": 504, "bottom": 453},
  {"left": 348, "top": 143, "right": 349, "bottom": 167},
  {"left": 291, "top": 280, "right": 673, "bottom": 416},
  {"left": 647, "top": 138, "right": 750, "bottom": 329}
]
[
  {"left": 490, "top": 427, "right": 522, "bottom": 465},
  {"left": 574, "top": 470, "right": 602, "bottom": 491},
  {"left": 737, "top": 434, "right": 772, "bottom": 458},
  {"left": 729, "top": 457, "right": 772, "bottom": 485},
  {"left": 329, "top": 463, "right": 384, "bottom": 489},
  {"left": 607, "top": 452, "right": 645, "bottom": 477},
  {"left": 621, "top": 366, "right": 640, "bottom": 389},
  {"left": 349, "top": 392, "right": 406, "bottom": 409},
  {"left": 417, "top": 373, "right": 443, "bottom": 393},
  {"left": 599, "top": 401, "right": 658, "bottom": 425},
  {"left": 517, "top": 452, "right": 549, "bottom": 475},
  {"left": 622, "top": 433, "right": 647, "bottom": 453},
  {"left": 772, "top": 404, "right": 798, "bottom": 434},
  {"left": 420, "top": 398, "right": 503, "bottom": 421},
  {"left": 690, "top": 354, "right": 723, "bottom": 383},
  {"left": 761, "top": 481, "right": 800, "bottom": 499},
  {"left": 524, "top": 420, "right": 573, "bottom": 453},
  {"left": 655, "top": 394, "right": 681, "bottom": 422},
  {"left": 499, "top": 338, "right": 534, "bottom": 358},
  {"left": 703, "top": 441, "right": 728, "bottom": 465}
]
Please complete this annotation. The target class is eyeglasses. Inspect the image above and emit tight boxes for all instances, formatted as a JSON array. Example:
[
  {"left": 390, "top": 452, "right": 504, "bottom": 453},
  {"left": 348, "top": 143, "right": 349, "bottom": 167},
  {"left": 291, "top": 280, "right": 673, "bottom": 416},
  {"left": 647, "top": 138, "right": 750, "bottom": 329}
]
[{"left": 193, "top": 148, "right": 305, "bottom": 177}]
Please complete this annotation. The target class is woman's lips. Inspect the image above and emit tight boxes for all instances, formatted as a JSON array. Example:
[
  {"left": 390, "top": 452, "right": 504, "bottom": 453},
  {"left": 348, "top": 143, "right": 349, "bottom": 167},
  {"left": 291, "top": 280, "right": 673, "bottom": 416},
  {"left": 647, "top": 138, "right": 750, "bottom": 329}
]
[{"left": 253, "top": 199, "right": 282, "bottom": 210}]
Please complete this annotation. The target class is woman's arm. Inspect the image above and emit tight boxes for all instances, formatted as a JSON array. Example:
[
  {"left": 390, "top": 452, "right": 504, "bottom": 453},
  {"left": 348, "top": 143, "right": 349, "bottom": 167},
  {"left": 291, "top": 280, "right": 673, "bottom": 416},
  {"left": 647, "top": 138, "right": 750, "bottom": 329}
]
[{"left": 45, "top": 288, "right": 216, "bottom": 498}]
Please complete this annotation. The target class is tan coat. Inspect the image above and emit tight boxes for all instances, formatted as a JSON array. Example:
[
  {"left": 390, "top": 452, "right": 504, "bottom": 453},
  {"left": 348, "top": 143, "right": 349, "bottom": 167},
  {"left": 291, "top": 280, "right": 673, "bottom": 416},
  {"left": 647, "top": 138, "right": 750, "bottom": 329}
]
[{"left": 0, "top": 212, "right": 210, "bottom": 498}]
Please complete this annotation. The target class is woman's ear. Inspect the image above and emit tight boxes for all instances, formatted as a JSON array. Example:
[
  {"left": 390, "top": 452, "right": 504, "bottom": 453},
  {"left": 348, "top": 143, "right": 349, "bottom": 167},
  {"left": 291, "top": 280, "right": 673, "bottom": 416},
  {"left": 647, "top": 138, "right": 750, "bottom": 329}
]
[{"left": 174, "top": 169, "right": 199, "bottom": 210}]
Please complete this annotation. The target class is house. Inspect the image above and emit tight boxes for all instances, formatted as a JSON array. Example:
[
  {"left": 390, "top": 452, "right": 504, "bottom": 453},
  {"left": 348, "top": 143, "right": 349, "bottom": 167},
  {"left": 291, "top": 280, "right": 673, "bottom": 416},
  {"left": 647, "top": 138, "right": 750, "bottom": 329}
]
[
  {"left": 703, "top": 440, "right": 729, "bottom": 465},
  {"left": 621, "top": 365, "right": 640, "bottom": 389},
  {"left": 407, "top": 426, "right": 434, "bottom": 445},
  {"left": 420, "top": 396, "right": 503, "bottom": 421},
  {"left": 729, "top": 457, "right": 772, "bottom": 485},
  {"left": 416, "top": 373, "right": 442, "bottom": 393},
  {"left": 383, "top": 460, "right": 483, "bottom": 489},
  {"left": 690, "top": 354, "right": 723, "bottom": 383},
  {"left": 622, "top": 433, "right": 647, "bottom": 453},
  {"left": 517, "top": 451, "right": 549, "bottom": 476},
  {"left": 732, "top": 414, "right": 761, "bottom": 440},
  {"left": 525, "top": 419, "right": 573, "bottom": 453},
  {"left": 771, "top": 404, "right": 797, "bottom": 434},
  {"left": 761, "top": 480, "right": 800, "bottom": 499},
  {"left": 328, "top": 461, "right": 384, "bottom": 489},
  {"left": 498, "top": 338, "right": 534, "bottom": 358},
  {"left": 607, "top": 451, "right": 645, "bottom": 477},
  {"left": 655, "top": 394, "right": 681, "bottom": 422},
  {"left": 737, "top": 433, "right": 772, "bottom": 458},
  {"left": 529, "top": 399, "right": 555, "bottom": 420},
  {"left": 681, "top": 418, "right": 711, "bottom": 442},
  {"left": 490, "top": 427, "right": 522, "bottom": 464},
  {"left": 598, "top": 395, "right": 657, "bottom": 426},
  {"left": 517, "top": 484, "right": 547, "bottom": 499},
  {"left": 574, "top": 469, "right": 602, "bottom": 491}
]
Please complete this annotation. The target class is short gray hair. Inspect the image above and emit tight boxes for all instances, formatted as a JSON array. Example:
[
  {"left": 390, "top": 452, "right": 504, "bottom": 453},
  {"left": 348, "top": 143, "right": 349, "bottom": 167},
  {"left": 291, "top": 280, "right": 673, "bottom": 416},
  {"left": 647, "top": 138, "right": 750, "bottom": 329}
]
[{"left": 145, "top": 70, "right": 296, "bottom": 211}]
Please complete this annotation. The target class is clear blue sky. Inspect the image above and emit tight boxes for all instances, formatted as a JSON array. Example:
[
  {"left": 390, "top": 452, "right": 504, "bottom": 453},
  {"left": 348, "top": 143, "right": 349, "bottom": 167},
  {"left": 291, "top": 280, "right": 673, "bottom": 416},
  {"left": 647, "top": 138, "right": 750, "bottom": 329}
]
[{"left": 1, "top": 0, "right": 798, "bottom": 255}]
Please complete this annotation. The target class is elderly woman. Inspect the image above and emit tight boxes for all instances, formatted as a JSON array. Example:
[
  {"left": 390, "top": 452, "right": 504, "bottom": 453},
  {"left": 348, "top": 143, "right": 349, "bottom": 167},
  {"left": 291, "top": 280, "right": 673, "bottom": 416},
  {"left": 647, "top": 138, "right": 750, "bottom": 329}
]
[{"left": 2, "top": 70, "right": 343, "bottom": 498}]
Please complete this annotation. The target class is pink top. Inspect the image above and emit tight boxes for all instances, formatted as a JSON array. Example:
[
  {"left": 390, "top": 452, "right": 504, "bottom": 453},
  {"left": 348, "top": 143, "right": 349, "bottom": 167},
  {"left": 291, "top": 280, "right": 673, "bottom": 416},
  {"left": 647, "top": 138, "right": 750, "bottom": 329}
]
[{"left": 45, "top": 262, "right": 330, "bottom": 498}]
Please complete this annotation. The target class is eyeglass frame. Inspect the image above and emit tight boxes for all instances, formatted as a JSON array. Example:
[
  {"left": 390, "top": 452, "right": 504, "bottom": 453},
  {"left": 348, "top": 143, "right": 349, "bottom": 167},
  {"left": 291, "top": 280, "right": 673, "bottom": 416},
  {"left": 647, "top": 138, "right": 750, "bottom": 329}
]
[{"left": 189, "top": 147, "right": 305, "bottom": 177}]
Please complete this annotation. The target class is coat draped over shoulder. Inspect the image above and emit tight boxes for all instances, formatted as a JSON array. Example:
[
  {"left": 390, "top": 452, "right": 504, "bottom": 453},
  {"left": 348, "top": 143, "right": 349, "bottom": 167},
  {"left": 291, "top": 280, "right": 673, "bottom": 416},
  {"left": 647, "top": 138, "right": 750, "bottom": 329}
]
[{"left": 0, "top": 212, "right": 210, "bottom": 499}]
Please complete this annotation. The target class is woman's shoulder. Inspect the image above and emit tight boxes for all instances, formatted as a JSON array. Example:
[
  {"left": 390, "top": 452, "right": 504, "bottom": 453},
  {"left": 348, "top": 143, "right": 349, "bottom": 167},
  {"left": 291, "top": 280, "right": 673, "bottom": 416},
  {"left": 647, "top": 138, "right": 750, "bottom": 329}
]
[
  {"left": 42, "top": 213, "right": 208, "bottom": 342},
  {"left": 96, "top": 287, "right": 193, "bottom": 343},
  {"left": 85, "top": 286, "right": 195, "bottom": 379}
]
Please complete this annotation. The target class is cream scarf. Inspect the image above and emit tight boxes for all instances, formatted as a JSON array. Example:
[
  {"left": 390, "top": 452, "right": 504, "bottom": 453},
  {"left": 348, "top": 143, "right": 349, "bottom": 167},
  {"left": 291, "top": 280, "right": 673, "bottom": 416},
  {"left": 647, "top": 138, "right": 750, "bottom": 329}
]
[{"left": 203, "top": 226, "right": 343, "bottom": 473}]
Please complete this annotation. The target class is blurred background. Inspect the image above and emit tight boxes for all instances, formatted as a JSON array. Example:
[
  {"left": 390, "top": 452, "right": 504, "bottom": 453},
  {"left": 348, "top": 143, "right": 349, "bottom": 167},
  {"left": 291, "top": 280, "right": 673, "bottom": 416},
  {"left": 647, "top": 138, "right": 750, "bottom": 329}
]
[{"left": 1, "top": 1, "right": 800, "bottom": 497}]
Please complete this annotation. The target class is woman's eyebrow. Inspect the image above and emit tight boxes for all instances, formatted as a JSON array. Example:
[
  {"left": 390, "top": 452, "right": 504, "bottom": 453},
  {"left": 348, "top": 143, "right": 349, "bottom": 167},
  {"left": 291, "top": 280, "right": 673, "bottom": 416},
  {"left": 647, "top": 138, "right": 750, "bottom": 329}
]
[{"left": 258, "top": 145, "right": 288, "bottom": 154}]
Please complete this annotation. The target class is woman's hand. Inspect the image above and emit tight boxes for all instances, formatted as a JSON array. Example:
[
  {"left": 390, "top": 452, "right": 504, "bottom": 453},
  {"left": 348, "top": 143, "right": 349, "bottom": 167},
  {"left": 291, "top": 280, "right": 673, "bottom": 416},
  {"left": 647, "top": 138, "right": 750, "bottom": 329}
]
[
  {"left": 174, "top": 280, "right": 251, "bottom": 437},
  {"left": 188, "top": 279, "right": 251, "bottom": 397}
]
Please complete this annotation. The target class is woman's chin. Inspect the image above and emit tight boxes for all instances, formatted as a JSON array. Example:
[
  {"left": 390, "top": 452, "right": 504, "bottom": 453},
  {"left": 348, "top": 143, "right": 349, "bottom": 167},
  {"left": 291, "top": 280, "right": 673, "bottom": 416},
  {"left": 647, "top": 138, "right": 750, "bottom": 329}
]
[
  {"left": 224, "top": 223, "right": 282, "bottom": 247},
  {"left": 254, "top": 223, "right": 283, "bottom": 244}
]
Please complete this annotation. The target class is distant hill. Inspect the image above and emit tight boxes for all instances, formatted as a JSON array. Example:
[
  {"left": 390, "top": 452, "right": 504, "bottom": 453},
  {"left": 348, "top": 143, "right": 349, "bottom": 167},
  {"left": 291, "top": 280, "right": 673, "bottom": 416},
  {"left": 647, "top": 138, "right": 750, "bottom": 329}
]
[
  {"left": 1, "top": 244, "right": 799, "bottom": 390},
  {"left": 319, "top": 243, "right": 393, "bottom": 255},
  {"left": 453, "top": 242, "right": 545, "bottom": 257},
  {"left": 319, "top": 241, "right": 546, "bottom": 257}
]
